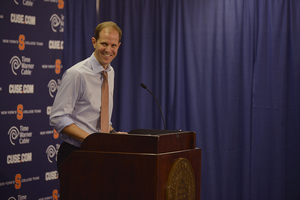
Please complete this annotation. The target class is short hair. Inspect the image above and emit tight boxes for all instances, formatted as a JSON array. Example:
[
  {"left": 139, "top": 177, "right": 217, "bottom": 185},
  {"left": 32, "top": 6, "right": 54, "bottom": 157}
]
[{"left": 94, "top": 21, "right": 122, "bottom": 42}]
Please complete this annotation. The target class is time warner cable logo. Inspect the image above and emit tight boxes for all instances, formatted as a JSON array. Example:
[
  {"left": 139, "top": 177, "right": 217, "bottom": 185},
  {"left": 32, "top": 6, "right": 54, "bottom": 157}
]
[
  {"left": 8, "top": 195, "right": 27, "bottom": 200},
  {"left": 46, "top": 145, "right": 59, "bottom": 163},
  {"left": 8, "top": 126, "right": 19, "bottom": 145},
  {"left": 50, "top": 14, "right": 64, "bottom": 32},
  {"left": 48, "top": 79, "right": 60, "bottom": 98},
  {"left": 14, "top": 0, "right": 34, "bottom": 7},
  {"left": 10, "top": 56, "right": 34, "bottom": 75},
  {"left": 8, "top": 126, "right": 32, "bottom": 145}
]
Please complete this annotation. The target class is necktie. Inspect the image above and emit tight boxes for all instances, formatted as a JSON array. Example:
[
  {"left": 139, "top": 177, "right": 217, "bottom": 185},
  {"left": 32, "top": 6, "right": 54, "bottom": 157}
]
[{"left": 100, "top": 71, "right": 110, "bottom": 133}]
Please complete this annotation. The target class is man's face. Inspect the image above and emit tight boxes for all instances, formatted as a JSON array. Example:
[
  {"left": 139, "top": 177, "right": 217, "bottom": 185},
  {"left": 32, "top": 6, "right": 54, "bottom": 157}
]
[{"left": 92, "top": 27, "right": 121, "bottom": 69}]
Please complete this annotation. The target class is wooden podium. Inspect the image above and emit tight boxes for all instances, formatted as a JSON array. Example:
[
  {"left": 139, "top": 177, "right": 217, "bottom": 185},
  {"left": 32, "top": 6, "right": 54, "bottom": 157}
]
[{"left": 60, "top": 130, "right": 201, "bottom": 200}]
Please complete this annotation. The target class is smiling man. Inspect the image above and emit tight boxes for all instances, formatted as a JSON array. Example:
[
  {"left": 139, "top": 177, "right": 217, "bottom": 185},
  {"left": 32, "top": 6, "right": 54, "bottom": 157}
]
[
  {"left": 49, "top": 21, "right": 125, "bottom": 176},
  {"left": 92, "top": 23, "right": 121, "bottom": 69}
]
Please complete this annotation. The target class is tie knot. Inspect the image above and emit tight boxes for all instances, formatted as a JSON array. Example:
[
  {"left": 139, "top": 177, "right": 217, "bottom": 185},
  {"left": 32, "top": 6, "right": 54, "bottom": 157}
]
[{"left": 102, "top": 71, "right": 108, "bottom": 80}]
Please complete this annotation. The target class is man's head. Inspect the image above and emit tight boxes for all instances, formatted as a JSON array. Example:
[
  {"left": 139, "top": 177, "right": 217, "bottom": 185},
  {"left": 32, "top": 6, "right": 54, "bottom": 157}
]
[
  {"left": 94, "top": 21, "right": 122, "bottom": 42},
  {"left": 92, "top": 21, "right": 122, "bottom": 69}
]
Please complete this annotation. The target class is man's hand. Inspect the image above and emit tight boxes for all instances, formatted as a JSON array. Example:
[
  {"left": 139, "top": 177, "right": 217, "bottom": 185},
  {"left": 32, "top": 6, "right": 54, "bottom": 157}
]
[
  {"left": 110, "top": 125, "right": 127, "bottom": 134},
  {"left": 116, "top": 131, "right": 128, "bottom": 134}
]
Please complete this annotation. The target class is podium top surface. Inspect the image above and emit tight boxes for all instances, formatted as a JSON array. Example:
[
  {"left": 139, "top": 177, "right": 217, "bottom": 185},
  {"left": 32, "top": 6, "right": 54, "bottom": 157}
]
[{"left": 80, "top": 130, "right": 196, "bottom": 154}]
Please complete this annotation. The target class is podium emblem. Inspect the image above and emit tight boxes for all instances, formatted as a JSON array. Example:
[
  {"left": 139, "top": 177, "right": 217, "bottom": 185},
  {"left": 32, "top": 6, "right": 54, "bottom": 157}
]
[{"left": 166, "top": 158, "right": 195, "bottom": 200}]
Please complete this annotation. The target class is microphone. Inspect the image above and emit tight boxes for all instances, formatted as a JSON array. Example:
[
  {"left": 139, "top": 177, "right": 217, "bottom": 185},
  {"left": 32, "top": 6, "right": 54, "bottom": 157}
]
[{"left": 140, "top": 83, "right": 166, "bottom": 131}]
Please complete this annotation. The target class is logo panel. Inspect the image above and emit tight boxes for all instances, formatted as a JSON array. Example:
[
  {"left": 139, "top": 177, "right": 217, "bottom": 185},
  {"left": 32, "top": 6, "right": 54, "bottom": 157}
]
[
  {"left": 46, "top": 144, "right": 59, "bottom": 163},
  {"left": 11, "top": 13, "right": 36, "bottom": 25},
  {"left": 50, "top": 14, "right": 64, "bottom": 32},
  {"left": 10, "top": 56, "right": 34, "bottom": 75},
  {"left": 8, "top": 125, "right": 32, "bottom": 145},
  {"left": 48, "top": 79, "right": 60, "bottom": 98}
]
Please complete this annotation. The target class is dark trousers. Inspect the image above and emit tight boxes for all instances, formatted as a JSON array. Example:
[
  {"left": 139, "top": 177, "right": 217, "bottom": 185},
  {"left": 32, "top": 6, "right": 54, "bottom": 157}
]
[{"left": 57, "top": 141, "right": 80, "bottom": 178}]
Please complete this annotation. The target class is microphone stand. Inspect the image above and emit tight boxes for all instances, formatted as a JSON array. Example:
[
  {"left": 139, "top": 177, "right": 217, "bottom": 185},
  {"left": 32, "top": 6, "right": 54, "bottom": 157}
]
[{"left": 140, "top": 83, "right": 166, "bottom": 131}]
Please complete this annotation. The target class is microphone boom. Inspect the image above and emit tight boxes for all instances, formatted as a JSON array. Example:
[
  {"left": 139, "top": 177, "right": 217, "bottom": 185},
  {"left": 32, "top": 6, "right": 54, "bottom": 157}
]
[{"left": 140, "top": 83, "right": 166, "bottom": 131}]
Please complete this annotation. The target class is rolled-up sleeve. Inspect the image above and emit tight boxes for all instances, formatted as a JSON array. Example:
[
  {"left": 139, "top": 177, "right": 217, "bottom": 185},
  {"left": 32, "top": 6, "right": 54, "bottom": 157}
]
[{"left": 49, "top": 69, "right": 84, "bottom": 133}]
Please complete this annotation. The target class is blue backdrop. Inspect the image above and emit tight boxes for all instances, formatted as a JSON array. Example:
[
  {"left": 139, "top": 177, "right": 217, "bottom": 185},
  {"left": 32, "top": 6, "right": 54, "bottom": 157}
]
[
  {"left": 0, "top": 0, "right": 64, "bottom": 199},
  {"left": 62, "top": 0, "right": 300, "bottom": 199}
]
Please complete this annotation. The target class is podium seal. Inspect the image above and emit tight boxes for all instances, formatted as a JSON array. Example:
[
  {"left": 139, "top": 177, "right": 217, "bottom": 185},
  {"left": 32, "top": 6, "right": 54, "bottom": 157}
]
[{"left": 166, "top": 158, "right": 195, "bottom": 200}]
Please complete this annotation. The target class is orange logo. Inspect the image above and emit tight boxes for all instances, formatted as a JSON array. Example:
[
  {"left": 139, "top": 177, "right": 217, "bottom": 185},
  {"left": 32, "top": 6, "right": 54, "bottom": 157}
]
[
  {"left": 53, "top": 129, "right": 59, "bottom": 139},
  {"left": 55, "top": 59, "right": 61, "bottom": 74},
  {"left": 18, "top": 34, "right": 25, "bottom": 50},
  {"left": 17, "top": 104, "right": 23, "bottom": 120},
  {"left": 53, "top": 189, "right": 58, "bottom": 200},
  {"left": 58, "top": 0, "right": 64, "bottom": 9},
  {"left": 15, "top": 173, "right": 21, "bottom": 189}
]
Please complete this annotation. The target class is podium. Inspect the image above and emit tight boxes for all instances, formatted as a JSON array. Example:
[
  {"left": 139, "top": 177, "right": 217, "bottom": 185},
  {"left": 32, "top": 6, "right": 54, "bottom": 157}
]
[{"left": 60, "top": 130, "right": 201, "bottom": 199}]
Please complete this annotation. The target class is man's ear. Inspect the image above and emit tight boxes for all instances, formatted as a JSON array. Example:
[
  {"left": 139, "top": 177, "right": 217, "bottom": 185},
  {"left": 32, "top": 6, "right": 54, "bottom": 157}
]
[{"left": 91, "top": 37, "right": 96, "bottom": 47}]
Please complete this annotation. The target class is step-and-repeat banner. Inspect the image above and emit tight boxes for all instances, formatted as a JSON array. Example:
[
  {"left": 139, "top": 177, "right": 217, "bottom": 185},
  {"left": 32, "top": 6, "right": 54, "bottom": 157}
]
[{"left": 0, "top": 0, "right": 64, "bottom": 199}]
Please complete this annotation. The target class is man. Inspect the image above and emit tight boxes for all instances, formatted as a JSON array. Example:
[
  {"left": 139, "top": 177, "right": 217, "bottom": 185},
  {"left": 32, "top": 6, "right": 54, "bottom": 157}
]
[{"left": 49, "top": 21, "right": 126, "bottom": 175}]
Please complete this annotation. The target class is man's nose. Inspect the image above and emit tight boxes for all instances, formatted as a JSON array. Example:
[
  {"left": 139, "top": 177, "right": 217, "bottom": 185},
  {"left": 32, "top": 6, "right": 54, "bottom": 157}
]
[{"left": 105, "top": 45, "right": 112, "bottom": 52}]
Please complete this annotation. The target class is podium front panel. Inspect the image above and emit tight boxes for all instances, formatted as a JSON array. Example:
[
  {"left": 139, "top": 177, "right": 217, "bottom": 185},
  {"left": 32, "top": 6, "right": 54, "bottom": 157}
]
[
  {"left": 60, "top": 131, "right": 201, "bottom": 200},
  {"left": 60, "top": 149, "right": 201, "bottom": 200},
  {"left": 60, "top": 151, "right": 158, "bottom": 199}
]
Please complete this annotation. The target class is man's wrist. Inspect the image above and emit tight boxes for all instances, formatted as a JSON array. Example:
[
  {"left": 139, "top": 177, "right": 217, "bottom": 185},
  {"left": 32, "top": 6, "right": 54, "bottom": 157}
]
[{"left": 110, "top": 128, "right": 117, "bottom": 133}]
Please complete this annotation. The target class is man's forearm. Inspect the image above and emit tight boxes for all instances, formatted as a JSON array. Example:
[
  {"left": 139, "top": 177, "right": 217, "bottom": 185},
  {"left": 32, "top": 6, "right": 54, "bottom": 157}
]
[{"left": 61, "top": 123, "right": 90, "bottom": 142}]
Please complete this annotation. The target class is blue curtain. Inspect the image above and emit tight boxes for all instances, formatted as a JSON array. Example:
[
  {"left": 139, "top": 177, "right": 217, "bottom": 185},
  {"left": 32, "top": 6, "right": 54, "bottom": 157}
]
[
  {"left": 64, "top": 0, "right": 300, "bottom": 199},
  {"left": 63, "top": 0, "right": 97, "bottom": 69}
]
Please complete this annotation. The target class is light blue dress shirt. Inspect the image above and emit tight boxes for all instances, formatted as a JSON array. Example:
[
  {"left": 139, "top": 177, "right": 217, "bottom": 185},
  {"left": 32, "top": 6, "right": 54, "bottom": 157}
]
[{"left": 49, "top": 53, "right": 114, "bottom": 147}]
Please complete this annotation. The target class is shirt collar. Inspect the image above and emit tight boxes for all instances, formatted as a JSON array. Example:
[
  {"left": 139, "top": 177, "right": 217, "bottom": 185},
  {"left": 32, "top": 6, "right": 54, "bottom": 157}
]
[{"left": 90, "top": 53, "right": 112, "bottom": 74}]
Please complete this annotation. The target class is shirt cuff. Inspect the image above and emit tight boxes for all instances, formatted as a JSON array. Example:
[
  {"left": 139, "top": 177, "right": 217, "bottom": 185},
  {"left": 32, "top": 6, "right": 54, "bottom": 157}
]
[{"left": 54, "top": 115, "right": 75, "bottom": 134}]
